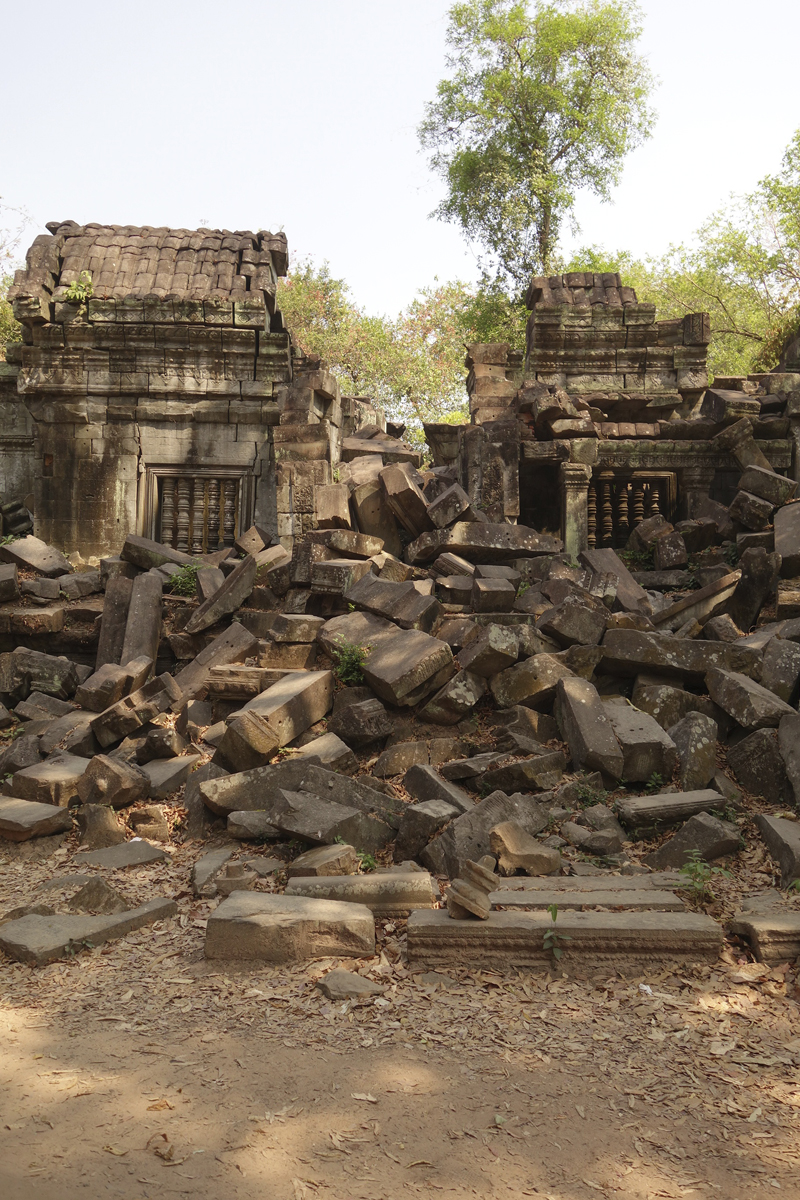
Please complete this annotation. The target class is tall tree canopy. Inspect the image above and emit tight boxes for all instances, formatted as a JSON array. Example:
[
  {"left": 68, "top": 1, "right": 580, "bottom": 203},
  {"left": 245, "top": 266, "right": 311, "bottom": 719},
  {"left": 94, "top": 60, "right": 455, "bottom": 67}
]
[{"left": 419, "top": 0, "right": 655, "bottom": 289}]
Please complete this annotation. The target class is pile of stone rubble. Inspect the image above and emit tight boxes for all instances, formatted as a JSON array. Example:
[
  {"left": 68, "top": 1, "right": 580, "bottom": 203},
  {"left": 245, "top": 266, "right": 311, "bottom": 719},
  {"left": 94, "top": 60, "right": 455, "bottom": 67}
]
[{"left": 1, "top": 439, "right": 800, "bottom": 975}]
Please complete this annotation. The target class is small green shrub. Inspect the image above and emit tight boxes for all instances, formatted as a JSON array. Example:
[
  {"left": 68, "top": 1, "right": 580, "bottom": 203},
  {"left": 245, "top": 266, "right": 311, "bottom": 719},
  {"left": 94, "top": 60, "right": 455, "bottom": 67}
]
[
  {"left": 677, "top": 849, "right": 731, "bottom": 902},
  {"left": 169, "top": 563, "right": 201, "bottom": 596},
  {"left": 543, "top": 903, "right": 572, "bottom": 961},
  {"left": 65, "top": 270, "right": 93, "bottom": 304},
  {"left": 618, "top": 547, "right": 654, "bottom": 572},
  {"left": 574, "top": 780, "right": 610, "bottom": 808},
  {"left": 331, "top": 637, "right": 371, "bottom": 686},
  {"left": 644, "top": 772, "right": 664, "bottom": 794},
  {"left": 0, "top": 533, "right": 20, "bottom": 546}
]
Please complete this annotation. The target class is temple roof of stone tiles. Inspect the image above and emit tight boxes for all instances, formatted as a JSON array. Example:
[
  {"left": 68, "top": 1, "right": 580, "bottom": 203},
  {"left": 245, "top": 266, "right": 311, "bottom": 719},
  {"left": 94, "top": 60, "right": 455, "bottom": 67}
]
[{"left": 9, "top": 221, "right": 288, "bottom": 307}]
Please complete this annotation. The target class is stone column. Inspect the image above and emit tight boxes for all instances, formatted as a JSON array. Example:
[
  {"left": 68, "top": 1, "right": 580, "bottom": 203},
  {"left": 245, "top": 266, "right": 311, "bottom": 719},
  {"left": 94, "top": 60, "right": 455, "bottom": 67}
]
[
  {"left": 680, "top": 464, "right": 717, "bottom": 520},
  {"left": 785, "top": 395, "right": 800, "bottom": 484},
  {"left": 560, "top": 462, "right": 592, "bottom": 557}
]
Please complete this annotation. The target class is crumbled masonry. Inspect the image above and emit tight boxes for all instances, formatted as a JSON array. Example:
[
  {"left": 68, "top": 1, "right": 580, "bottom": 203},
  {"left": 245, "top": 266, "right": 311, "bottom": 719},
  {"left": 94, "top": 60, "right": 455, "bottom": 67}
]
[{"left": 1, "top": 230, "right": 800, "bottom": 973}]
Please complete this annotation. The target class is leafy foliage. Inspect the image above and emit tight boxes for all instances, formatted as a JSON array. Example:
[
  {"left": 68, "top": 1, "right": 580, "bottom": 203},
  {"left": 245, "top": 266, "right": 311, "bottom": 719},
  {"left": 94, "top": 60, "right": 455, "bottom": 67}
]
[
  {"left": 65, "top": 270, "right": 93, "bottom": 305},
  {"left": 419, "top": 0, "right": 654, "bottom": 286},
  {"left": 330, "top": 637, "right": 372, "bottom": 687},
  {"left": 565, "top": 128, "right": 800, "bottom": 377},
  {"left": 169, "top": 563, "right": 201, "bottom": 597},
  {"left": 543, "top": 902, "right": 572, "bottom": 960},
  {"left": 0, "top": 275, "right": 19, "bottom": 359},
  {"left": 677, "top": 850, "right": 731, "bottom": 902},
  {"left": 277, "top": 260, "right": 470, "bottom": 436}
]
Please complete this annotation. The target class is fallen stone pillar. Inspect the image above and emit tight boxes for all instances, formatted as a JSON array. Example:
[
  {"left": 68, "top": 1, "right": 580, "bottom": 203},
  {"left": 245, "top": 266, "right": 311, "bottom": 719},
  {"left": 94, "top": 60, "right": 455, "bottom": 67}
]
[
  {"left": 120, "top": 574, "right": 163, "bottom": 668},
  {"left": 285, "top": 871, "right": 435, "bottom": 917}
]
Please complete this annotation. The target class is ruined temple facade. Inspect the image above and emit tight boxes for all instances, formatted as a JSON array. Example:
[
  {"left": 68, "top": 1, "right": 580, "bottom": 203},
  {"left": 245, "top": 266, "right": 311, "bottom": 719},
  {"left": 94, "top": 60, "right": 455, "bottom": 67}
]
[
  {"left": 425, "top": 272, "right": 800, "bottom": 555},
  {"left": 3, "top": 232, "right": 800, "bottom": 562},
  {"left": 1, "top": 221, "right": 382, "bottom": 557}
]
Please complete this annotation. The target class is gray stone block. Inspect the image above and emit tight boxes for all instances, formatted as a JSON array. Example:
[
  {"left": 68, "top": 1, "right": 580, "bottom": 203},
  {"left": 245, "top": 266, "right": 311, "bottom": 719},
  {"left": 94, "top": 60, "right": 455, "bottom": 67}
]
[
  {"left": 285, "top": 871, "right": 435, "bottom": 916},
  {"left": 643, "top": 812, "right": 740, "bottom": 869},
  {"left": 204, "top": 893, "right": 375, "bottom": 962},
  {"left": 0, "top": 897, "right": 177, "bottom": 965}
]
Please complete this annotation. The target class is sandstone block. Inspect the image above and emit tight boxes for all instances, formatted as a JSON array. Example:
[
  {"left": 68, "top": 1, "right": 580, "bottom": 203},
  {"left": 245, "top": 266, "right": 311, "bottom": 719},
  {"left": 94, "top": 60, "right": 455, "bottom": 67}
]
[
  {"left": 12, "top": 755, "right": 89, "bottom": 807},
  {"left": 643, "top": 812, "right": 740, "bottom": 869},
  {"left": 754, "top": 814, "right": 800, "bottom": 888},
  {"left": 555, "top": 677, "right": 623, "bottom": 780},
  {"left": 727, "top": 729, "right": 788, "bottom": 804},
  {"left": 0, "top": 897, "right": 178, "bottom": 966},
  {"left": 420, "top": 670, "right": 485, "bottom": 725},
  {"left": 605, "top": 702, "right": 679, "bottom": 783},
  {"left": 706, "top": 667, "right": 794, "bottom": 729},
  {"left": 285, "top": 871, "right": 435, "bottom": 916},
  {"left": 0, "top": 797, "right": 73, "bottom": 842},
  {"left": 616, "top": 789, "right": 724, "bottom": 834},
  {"left": 667, "top": 712, "right": 717, "bottom": 790},
  {"left": 204, "top": 893, "right": 375, "bottom": 962},
  {"left": 76, "top": 754, "right": 149, "bottom": 809},
  {"left": 489, "top": 821, "right": 562, "bottom": 876},
  {"left": 406, "top": 909, "right": 723, "bottom": 970}
]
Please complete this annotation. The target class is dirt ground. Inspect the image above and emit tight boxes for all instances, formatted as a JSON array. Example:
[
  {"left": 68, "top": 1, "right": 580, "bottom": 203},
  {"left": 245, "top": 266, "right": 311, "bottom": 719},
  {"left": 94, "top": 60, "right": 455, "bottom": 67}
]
[{"left": 2, "top": 840, "right": 800, "bottom": 1200}]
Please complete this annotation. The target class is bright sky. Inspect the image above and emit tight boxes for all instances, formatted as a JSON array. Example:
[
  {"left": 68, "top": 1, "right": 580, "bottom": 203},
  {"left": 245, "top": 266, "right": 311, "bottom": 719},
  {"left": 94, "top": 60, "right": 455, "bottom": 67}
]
[{"left": 4, "top": 0, "right": 799, "bottom": 315}]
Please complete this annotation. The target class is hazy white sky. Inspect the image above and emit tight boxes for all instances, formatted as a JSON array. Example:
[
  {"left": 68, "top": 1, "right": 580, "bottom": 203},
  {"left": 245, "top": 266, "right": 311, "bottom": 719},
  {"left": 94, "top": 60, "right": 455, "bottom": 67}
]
[{"left": 3, "top": 0, "right": 799, "bottom": 314}]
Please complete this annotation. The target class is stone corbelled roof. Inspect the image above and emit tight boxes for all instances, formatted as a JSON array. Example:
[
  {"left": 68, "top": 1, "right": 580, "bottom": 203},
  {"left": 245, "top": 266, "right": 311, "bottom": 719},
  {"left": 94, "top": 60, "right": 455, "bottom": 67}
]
[
  {"left": 525, "top": 271, "right": 638, "bottom": 309},
  {"left": 9, "top": 221, "right": 288, "bottom": 310}
]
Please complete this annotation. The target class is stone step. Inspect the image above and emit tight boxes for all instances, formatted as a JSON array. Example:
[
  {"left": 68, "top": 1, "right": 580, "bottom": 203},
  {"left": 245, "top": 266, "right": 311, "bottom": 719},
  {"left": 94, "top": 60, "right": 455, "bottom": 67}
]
[
  {"left": 490, "top": 889, "right": 686, "bottom": 912},
  {"left": 406, "top": 909, "right": 722, "bottom": 970},
  {"left": 493, "top": 873, "right": 683, "bottom": 891},
  {"left": 729, "top": 911, "right": 800, "bottom": 963},
  {"left": 285, "top": 871, "right": 435, "bottom": 917}
]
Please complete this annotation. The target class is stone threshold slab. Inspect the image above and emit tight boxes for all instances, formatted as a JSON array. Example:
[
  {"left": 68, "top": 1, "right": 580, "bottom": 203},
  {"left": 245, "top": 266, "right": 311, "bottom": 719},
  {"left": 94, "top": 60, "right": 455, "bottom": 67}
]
[
  {"left": 407, "top": 909, "right": 722, "bottom": 970},
  {"left": 492, "top": 874, "right": 683, "bottom": 892},
  {"left": 0, "top": 897, "right": 178, "bottom": 965},
  {"left": 490, "top": 889, "right": 686, "bottom": 912}
]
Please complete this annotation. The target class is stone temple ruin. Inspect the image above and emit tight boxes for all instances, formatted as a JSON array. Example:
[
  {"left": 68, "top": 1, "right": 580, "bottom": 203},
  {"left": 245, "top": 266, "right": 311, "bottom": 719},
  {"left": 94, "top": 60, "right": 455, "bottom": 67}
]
[{"left": 1, "top": 225, "right": 800, "bottom": 975}]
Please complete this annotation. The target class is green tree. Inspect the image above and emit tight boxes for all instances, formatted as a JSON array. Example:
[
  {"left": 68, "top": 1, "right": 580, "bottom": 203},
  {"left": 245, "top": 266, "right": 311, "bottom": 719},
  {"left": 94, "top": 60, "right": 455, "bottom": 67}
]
[
  {"left": 0, "top": 275, "right": 19, "bottom": 359},
  {"left": 277, "top": 260, "right": 472, "bottom": 436},
  {"left": 0, "top": 199, "right": 27, "bottom": 359},
  {"left": 419, "top": 0, "right": 654, "bottom": 289},
  {"left": 566, "top": 129, "right": 800, "bottom": 378}
]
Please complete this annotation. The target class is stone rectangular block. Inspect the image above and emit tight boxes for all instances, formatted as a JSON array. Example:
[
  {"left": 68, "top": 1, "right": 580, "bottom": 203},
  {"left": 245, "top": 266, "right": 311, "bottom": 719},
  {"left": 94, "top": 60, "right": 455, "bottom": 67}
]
[
  {"left": 407, "top": 909, "right": 723, "bottom": 969},
  {"left": 204, "top": 893, "right": 375, "bottom": 962}
]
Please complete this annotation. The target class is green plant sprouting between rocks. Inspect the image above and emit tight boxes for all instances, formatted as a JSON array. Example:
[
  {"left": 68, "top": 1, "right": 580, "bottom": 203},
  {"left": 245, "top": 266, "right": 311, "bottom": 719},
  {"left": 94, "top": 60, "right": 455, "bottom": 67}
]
[
  {"left": 169, "top": 563, "right": 202, "bottom": 597},
  {"left": 543, "top": 902, "right": 572, "bottom": 961},
  {"left": 331, "top": 638, "right": 371, "bottom": 687},
  {"left": 65, "top": 270, "right": 93, "bottom": 305},
  {"left": 334, "top": 835, "right": 377, "bottom": 873},
  {"left": 677, "top": 850, "right": 732, "bottom": 902}
]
